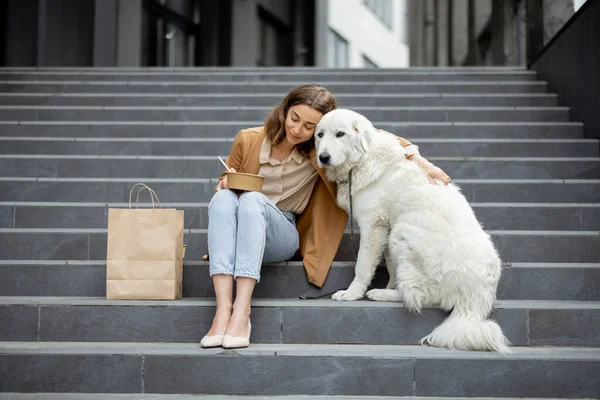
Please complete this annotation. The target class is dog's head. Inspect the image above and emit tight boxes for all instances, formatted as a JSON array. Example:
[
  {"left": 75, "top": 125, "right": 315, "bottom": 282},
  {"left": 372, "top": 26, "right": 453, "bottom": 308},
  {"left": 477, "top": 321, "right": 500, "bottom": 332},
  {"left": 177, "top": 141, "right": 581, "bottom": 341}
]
[{"left": 315, "top": 109, "right": 374, "bottom": 170}]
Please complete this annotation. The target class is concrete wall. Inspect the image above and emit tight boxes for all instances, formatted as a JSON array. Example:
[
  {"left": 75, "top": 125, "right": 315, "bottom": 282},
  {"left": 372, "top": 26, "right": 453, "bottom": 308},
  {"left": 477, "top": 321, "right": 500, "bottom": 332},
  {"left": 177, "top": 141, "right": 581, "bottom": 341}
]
[
  {"left": 116, "top": 0, "right": 143, "bottom": 66},
  {"left": 543, "top": 0, "right": 577, "bottom": 43},
  {"left": 451, "top": 0, "right": 469, "bottom": 65},
  {"left": 93, "top": 0, "right": 118, "bottom": 66},
  {"left": 314, "top": 0, "right": 330, "bottom": 67},
  {"left": 231, "top": 0, "right": 259, "bottom": 66},
  {"left": 328, "top": 0, "right": 409, "bottom": 67},
  {"left": 530, "top": 0, "right": 599, "bottom": 138}
]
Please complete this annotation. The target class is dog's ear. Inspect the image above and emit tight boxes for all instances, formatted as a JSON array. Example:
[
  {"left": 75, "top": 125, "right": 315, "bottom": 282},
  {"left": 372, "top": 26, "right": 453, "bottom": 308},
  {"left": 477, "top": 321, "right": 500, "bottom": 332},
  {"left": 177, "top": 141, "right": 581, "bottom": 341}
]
[{"left": 352, "top": 118, "right": 370, "bottom": 153}]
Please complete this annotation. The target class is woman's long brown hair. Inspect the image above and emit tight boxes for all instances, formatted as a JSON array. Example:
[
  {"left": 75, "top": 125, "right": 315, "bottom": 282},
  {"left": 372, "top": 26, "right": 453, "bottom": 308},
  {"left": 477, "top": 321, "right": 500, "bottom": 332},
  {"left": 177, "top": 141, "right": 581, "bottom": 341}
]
[{"left": 263, "top": 84, "right": 337, "bottom": 156}]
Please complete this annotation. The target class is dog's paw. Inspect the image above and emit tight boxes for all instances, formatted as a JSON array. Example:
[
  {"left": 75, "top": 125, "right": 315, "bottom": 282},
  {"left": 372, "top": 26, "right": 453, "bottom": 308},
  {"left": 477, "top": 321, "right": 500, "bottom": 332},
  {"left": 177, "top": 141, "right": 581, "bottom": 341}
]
[
  {"left": 365, "top": 288, "right": 402, "bottom": 302},
  {"left": 331, "top": 290, "right": 346, "bottom": 301},
  {"left": 331, "top": 289, "right": 363, "bottom": 301},
  {"left": 365, "top": 289, "right": 386, "bottom": 301}
]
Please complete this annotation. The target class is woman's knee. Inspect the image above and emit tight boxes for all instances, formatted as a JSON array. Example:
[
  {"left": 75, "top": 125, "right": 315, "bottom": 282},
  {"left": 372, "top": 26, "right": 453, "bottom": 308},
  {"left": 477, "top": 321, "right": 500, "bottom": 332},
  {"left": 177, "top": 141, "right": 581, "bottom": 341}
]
[
  {"left": 208, "top": 189, "right": 238, "bottom": 215},
  {"left": 238, "top": 191, "right": 267, "bottom": 216}
]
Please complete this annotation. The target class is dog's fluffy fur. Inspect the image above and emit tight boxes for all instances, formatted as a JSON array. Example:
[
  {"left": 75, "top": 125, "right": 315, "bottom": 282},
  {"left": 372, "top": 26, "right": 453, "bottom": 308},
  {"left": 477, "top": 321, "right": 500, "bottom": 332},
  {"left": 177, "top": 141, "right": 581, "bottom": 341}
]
[{"left": 315, "top": 109, "right": 509, "bottom": 353}]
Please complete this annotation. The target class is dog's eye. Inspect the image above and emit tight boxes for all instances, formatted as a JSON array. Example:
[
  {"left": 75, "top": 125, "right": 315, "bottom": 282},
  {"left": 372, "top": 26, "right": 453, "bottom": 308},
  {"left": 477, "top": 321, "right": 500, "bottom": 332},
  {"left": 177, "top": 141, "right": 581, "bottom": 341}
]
[
  {"left": 316, "top": 132, "right": 323, "bottom": 138},
  {"left": 336, "top": 131, "right": 346, "bottom": 138}
]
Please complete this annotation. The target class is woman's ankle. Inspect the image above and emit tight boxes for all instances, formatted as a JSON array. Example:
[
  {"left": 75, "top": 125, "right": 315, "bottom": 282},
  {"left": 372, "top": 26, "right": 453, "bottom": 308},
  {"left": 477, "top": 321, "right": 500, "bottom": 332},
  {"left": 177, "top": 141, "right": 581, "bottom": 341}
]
[
  {"left": 231, "top": 303, "right": 251, "bottom": 317},
  {"left": 225, "top": 309, "right": 251, "bottom": 335},
  {"left": 206, "top": 308, "right": 232, "bottom": 336},
  {"left": 215, "top": 304, "right": 233, "bottom": 315}
]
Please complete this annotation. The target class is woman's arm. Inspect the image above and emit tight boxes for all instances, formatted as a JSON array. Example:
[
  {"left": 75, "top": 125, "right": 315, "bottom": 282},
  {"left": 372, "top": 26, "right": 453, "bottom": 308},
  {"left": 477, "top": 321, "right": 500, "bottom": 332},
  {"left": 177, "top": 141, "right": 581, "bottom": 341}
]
[
  {"left": 407, "top": 153, "right": 451, "bottom": 185},
  {"left": 215, "top": 130, "right": 246, "bottom": 191},
  {"left": 395, "top": 134, "right": 451, "bottom": 185}
]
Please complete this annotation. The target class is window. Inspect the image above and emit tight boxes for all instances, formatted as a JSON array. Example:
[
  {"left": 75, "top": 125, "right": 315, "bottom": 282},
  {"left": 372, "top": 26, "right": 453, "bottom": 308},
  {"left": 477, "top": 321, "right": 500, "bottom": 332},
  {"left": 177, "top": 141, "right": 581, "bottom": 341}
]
[
  {"left": 328, "top": 29, "right": 348, "bottom": 68},
  {"left": 363, "top": 55, "right": 378, "bottom": 68},
  {"left": 257, "top": 7, "right": 292, "bottom": 66},
  {"left": 142, "top": 0, "right": 199, "bottom": 67},
  {"left": 363, "top": 0, "right": 393, "bottom": 29}
]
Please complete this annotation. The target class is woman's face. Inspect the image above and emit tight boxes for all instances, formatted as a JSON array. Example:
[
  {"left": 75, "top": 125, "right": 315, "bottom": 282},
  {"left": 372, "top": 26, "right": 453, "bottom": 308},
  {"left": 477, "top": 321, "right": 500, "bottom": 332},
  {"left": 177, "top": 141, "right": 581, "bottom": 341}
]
[{"left": 284, "top": 104, "right": 323, "bottom": 146}]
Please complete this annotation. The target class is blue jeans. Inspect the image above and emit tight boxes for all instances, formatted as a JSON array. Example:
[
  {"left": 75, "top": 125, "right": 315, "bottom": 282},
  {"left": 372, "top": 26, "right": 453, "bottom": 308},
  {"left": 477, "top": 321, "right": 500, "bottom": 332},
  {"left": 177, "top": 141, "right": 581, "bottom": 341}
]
[{"left": 207, "top": 189, "right": 299, "bottom": 282}]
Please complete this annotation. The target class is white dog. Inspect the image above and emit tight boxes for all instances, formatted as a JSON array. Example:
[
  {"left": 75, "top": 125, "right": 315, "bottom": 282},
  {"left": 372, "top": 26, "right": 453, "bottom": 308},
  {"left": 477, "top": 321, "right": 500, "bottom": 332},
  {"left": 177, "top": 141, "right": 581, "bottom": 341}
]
[{"left": 315, "top": 109, "right": 509, "bottom": 353}]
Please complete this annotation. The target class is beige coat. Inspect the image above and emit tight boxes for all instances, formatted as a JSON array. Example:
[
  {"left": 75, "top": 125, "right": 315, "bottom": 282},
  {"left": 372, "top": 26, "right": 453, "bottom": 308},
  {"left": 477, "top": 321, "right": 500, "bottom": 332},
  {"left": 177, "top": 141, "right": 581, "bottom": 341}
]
[{"left": 219, "top": 126, "right": 415, "bottom": 287}]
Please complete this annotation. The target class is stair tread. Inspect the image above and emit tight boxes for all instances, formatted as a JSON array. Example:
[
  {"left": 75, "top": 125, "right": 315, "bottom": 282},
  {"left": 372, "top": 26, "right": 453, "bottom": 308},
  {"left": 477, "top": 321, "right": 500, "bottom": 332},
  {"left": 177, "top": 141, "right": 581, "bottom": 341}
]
[
  {"left": 0, "top": 396, "right": 580, "bottom": 400},
  {"left": 1, "top": 260, "right": 599, "bottom": 268},
  {"left": 1, "top": 341, "right": 599, "bottom": 360},
  {"left": 0, "top": 395, "right": 576, "bottom": 400},
  {"left": 2, "top": 296, "right": 599, "bottom": 309},
  {"left": 1, "top": 79, "right": 546, "bottom": 84}
]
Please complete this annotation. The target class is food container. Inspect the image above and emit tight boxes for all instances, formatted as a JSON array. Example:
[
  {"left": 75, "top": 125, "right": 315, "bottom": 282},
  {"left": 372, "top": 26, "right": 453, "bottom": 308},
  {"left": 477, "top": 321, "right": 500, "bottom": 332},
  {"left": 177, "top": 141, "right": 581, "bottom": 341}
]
[{"left": 225, "top": 172, "right": 265, "bottom": 192}]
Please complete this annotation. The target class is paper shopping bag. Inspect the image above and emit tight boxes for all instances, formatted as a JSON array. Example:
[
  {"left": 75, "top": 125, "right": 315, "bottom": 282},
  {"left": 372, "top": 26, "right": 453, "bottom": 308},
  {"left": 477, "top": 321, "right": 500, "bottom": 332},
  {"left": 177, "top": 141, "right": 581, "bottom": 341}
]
[{"left": 106, "top": 184, "right": 185, "bottom": 300}]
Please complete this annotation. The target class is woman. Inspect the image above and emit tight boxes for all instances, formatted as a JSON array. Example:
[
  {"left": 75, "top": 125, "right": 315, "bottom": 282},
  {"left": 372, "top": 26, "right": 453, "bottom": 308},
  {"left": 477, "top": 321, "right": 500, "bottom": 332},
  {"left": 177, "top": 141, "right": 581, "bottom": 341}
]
[{"left": 201, "top": 84, "right": 450, "bottom": 349}]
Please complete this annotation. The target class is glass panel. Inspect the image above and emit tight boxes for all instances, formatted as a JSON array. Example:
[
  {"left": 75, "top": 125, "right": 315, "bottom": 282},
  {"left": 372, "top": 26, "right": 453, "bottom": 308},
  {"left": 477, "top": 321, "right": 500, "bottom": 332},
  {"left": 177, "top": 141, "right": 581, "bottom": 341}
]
[
  {"left": 328, "top": 29, "right": 349, "bottom": 68},
  {"left": 141, "top": 0, "right": 198, "bottom": 67},
  {"left": 328, "top": 30, "right": 336, "bottom": 68},
  {"left": 164, "top": 23, "right": 191, "bottom": 66}
]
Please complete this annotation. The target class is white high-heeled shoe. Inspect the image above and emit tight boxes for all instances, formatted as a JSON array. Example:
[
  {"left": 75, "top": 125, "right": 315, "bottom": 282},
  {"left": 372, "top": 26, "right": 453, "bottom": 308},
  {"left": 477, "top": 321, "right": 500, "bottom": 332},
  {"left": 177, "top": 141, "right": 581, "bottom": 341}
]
[
  {"left": 200, "top": 334, "right": 224, "bottom": 348},
  {"left": 222, "top": 320, "right": 251, "bottom": 349}
]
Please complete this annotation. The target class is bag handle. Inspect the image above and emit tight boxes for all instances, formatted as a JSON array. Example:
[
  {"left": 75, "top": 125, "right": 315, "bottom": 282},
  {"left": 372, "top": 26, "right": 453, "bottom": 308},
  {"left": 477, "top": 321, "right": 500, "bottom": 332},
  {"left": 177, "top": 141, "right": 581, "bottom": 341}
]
[
  {"left": 136, "top": 186, "right": 161, "bottom": 209},
  {"left": 128, "top": 183, "right": 161, "bottom": 209}
]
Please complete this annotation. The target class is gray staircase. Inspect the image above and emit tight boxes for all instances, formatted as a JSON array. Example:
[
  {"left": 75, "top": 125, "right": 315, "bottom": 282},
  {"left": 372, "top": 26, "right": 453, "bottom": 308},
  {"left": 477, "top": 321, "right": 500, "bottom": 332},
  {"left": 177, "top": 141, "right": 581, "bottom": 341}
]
[{"left": 0, "top": 67, "right": 599, "bottom": 398}]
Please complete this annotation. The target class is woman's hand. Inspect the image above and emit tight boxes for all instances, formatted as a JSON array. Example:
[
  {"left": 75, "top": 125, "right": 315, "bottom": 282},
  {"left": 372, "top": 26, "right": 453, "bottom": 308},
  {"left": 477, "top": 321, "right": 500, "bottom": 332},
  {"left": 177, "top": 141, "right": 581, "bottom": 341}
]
[
  {"left": 216, "top": 168, "right": 236, "bottom": 191},
  {"left": 408, "top": 154, "right": 451, "bottom": 185}
]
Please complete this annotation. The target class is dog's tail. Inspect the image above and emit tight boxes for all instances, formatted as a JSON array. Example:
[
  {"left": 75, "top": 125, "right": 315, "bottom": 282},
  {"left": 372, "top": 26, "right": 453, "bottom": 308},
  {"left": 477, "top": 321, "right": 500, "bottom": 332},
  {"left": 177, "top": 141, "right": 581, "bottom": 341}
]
[{"left": 419, "top": 308, "right": 510, "bottom": 354}]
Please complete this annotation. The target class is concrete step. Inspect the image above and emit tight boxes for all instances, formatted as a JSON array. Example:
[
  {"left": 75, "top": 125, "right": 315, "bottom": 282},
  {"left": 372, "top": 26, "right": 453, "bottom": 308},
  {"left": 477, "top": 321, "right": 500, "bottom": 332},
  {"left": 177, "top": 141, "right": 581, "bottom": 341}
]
[
  {"left": 0, "top": 106, "right": 570, "bottom": 122},
  {"left": 0, "top": 228, "right": 598, "bottom": 263},
  {"left": 1, "top": 261, "right": 598, "bottom": 301},
  {"left": 0, "top": 121, "right": 584, "bottom": 139},
  {"left": 1, "top": 297, "right": 599, "bottom": 347},
  {"left": 1, "top": 138, "right": 596, "bottom": 157},
  {"left": 0, "top": 93, "right": 559, "bottom": 107},
  {"left": 1, "top": 178, "right": 599, "bottom": 203},
  {"left": 2, "top": 202, "right": 598, "bottom": 231},
  {"left": 0, "top": 81, "right": 549, "bottom": 94},
  {"left": 0, "top": 395, "right": 580, "bottom": 400},
  {"left": 0, "top": 341, "right": 598, "bottom": 397},
  {"left": 1, "top": 156, "right": 597, "bottom": 179},
  {"left": 3, "top": 397, "right": 579, "bottom": 400},
  {"left": 0, "top": 66, "right": 531, "bottom": 71},
  {"left": 0, "top": 70, "right": 538, "bottom": 82}
]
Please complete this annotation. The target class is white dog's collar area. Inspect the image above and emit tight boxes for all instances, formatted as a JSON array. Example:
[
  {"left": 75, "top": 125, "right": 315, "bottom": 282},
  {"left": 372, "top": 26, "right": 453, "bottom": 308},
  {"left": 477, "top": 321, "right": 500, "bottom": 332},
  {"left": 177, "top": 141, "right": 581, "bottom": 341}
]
[{"left": 336, "top": 170, "right": 352, "bottom": 185}]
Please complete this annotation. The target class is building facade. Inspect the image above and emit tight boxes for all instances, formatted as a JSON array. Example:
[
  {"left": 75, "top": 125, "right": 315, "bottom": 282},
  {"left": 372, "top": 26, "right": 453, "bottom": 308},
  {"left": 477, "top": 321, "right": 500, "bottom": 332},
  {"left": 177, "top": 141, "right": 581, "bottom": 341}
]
[
  {"left": 1, "top": 0, "right": 583, "bottom": 68},
  {"left": 327, "top": 0, "right": 410, "bottom": 68},
  {"left": 0, "top": 0, "right": 323, "bottom": 67},
  {"left": 407, "top": 0, "right": 587, "bottom": 67}
]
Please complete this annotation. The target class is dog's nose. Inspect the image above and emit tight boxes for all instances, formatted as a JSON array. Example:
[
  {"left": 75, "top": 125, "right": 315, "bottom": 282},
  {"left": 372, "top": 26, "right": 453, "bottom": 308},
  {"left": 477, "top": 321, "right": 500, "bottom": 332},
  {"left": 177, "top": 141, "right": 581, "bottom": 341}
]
[{"left": 319, "top": 153, "right": 331, "bottom": 165}]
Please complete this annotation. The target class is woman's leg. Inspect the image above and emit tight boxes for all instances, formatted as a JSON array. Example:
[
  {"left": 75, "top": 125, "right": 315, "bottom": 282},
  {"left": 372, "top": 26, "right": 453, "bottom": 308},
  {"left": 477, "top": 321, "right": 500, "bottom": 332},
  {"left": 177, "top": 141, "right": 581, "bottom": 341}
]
[
  {"left": 205, "top": 189, "right": 239, "bottom": 337},
  {"left": 206, "top": 275, "right": 233, "bottom": 337},
  {"left": 225, "top": 277, "right": 255, "bottom": 338},
  {"left": 225, "top": 191, "right": 299, "bottom": 338}
]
